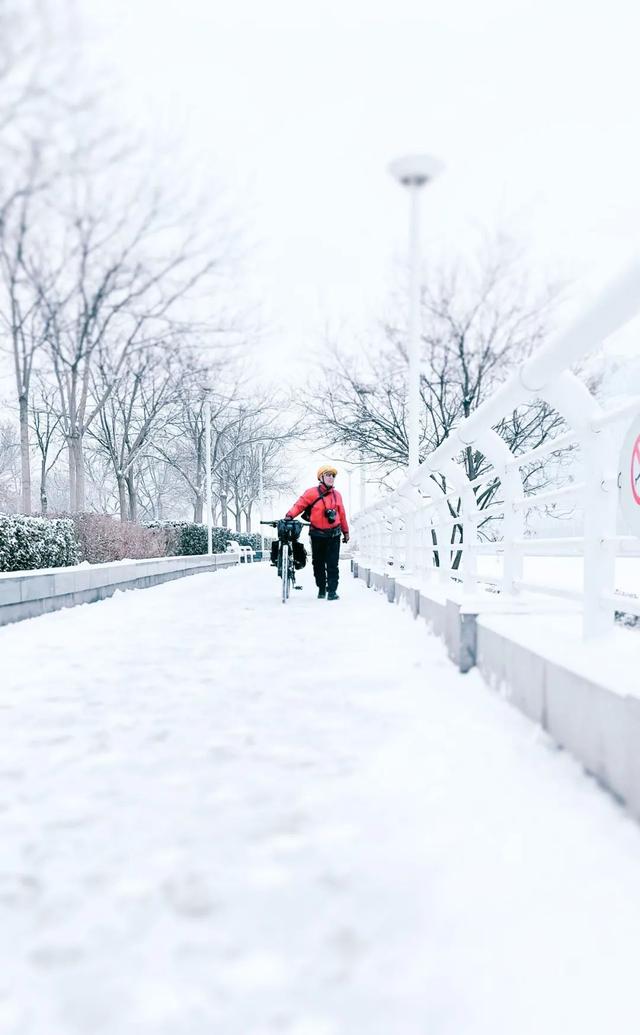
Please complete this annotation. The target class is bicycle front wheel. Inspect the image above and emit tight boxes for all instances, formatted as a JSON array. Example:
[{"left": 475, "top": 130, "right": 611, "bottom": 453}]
[{"left": 281, "top": 543, "right": 290, "bottom": 603}]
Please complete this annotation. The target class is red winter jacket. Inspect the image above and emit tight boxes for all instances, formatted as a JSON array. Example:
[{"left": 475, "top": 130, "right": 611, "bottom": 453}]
[{"left": 286, "top": 484, "right": 350, "bottom": 535}]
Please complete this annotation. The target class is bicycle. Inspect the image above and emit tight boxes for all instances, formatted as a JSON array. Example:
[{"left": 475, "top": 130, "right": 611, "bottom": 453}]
[{"left": 260, "top": 518, "right": 307, "bottom": 603}]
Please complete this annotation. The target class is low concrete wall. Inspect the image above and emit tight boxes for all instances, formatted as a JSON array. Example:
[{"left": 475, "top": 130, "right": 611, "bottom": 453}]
[
  {"left": 0, "top": 553, "right": 239, "bottom": 627},
  {"left": 419, "top": 590, "right": 446, "bottom": 640},
  {"left": 355, "top": 561, "right": 640, "bottom": 821},
  {"left": 476, "top": 618, "right": 640, "bottom": 822},
  {"left": 369, "top": 570, "right": 386, "bottom": 592},
  {"left": 395, "top": 582, "right": 420, "bottom": 617}
]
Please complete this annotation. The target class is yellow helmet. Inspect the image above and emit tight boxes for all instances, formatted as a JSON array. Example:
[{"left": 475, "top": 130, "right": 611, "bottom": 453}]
[{"left": 317, "top": 464, "right": 338, "bottom": 480}]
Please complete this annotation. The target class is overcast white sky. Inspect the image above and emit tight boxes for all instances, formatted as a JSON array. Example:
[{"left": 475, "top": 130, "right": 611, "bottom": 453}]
[
  {"left": 4, "top": 0, "right": 637, "bottom": 512},
  {"left": 81, "top": 0, "right": 640, "bottom": 384}
]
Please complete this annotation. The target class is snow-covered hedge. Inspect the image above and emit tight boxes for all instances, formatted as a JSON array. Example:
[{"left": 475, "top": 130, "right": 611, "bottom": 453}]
[
  {"left": 0, "top": 514, "right": 263, "bottom": 573},
  {"left": 145, "top": 521, "right": 262, "bottom": 555},
  {"left": 0, "top": 515, "right": 79, "bottom": 572}
]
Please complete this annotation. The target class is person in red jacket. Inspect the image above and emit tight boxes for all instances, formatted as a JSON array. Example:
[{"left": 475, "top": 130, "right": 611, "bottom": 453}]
[{"left": 285, "top": 465, "right": 350, "bottom": 600}]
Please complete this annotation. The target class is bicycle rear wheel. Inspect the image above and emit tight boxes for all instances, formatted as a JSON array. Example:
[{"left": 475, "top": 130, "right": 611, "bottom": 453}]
[{"left": 281, "top": 543, "right": 290, "bottom": 603}]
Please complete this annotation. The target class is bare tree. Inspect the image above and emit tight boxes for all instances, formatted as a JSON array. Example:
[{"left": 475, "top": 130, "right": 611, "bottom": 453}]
[
  {"left": 0, "top": 157, "right": 53, "bottom": 513},
  {"left": 89, "top": 342, "right": 185, "bottom": 520},
  {"left": 31, "top": 177, "right": 220, "bottom": 511},
  {"left": 0, "top": 1, "right": 55, "bottom": 138},
  {"left": 242, "top": 438, "right": 295, "bottom": 531},
  {"left": 1, "top": 4, "right": 252, "bottom": 521},
  {"left": 0, "top": 417, "right": 20, "bottom": 511},
  {"left": 149, "top": 363, "right": 239, "bottom": 522},
  {"left": 149, "top": 372, "right": 299, "bottom": 528},
  {"left": 217, "top": 407, "right": 297, "bottom": 532},
  {"left": 29, "top": 375, "right": 65, "bottom": 514},
  {"left": 302, "top": 240, "right": 566, "bottom": 545},
  {"left": 0, "top": 0, "right": 63, "bottom": 515},
  {"left": 0, "top": 3, "right": 123, "bottom": 514},
  {"left": 136, "top": 457, "right": 184, "bottom": 522}
]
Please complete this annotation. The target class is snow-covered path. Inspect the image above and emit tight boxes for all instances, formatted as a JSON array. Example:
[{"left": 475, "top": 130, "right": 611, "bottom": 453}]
[{"left": 2, "top": 561, "right": 640, "bottom": 1035}]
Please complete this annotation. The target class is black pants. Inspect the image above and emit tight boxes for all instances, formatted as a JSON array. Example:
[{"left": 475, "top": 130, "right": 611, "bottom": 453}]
[{"left": 311, "top": 533, "right": 341, "bottom": 593}]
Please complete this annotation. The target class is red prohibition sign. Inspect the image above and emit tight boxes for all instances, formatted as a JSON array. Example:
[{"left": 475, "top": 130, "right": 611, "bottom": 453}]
[{"left": 631, "top": 433, "right": 640, "bottom": 506}]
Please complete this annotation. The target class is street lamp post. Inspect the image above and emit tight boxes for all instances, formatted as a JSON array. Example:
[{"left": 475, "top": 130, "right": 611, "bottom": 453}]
[
  {"left": 354, "top": 385, "right": 374, "bottom": 513},
  {"left": 359, "top": 455, "right": 367, "bottom": 512},
  {"left": 346, "top": 467, "right": 353, "bottom": 514},
  {"left": 258, "top": 444, "right": 265, "bottom": 552},
  {"left": 204, "top": 390, "right": 212, "bottom": 555},
  {"left": 388, "top": 154, "right": 443, "bottom": 474}
]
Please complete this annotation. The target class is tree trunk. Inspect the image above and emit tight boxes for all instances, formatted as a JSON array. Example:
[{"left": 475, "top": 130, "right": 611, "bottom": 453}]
[
  {"left": 127, "top": 470, "right": 137, "bottom": 522},
  {"left": 40, "top": 455, "right": 48, "bottom": 515},
  {"left": 117, "top": 474, "right": 128, "bottom": 521},
  {"left": 68, "top": 438, "right": 77, "bottom": 511},
  {"left": 75, "top": 435, "right": 86, "bottom": 511},
  {"left": 220, "top": 493, "right": 228, "bottom": 528},
  {"left": 18, "top": 395, "right": 32, "bottom": 515},
  {"left": 194, "top": 451, "right": 203, "bottom": 522}
]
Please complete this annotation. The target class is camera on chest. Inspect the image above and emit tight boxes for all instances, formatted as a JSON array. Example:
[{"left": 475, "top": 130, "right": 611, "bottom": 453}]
[{"left": 325, "top": 508, "right": 337, "bottom": 524}]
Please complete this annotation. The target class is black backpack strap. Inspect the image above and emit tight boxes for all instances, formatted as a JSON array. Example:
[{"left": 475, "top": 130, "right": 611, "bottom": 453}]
[{"left": 303, "top": 486, "right": 329, "bottom": 520}]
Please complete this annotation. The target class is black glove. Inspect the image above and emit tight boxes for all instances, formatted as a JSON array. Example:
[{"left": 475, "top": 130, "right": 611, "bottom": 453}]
[{"left": 342, "top": 533, "right": 350, "bottom": 544}]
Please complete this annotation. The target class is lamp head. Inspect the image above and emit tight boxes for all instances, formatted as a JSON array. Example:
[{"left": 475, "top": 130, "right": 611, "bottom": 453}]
[{"left": 388, "top": 154, "right": 443, "bottom": 188}]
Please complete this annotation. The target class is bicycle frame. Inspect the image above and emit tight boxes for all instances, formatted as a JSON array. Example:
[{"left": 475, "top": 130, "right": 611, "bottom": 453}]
[{"left": 260, "top": 518, "right": 306, "bottom": 604}]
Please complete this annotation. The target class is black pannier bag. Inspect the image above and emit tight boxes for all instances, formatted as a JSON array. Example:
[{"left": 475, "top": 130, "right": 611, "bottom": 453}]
[
  {"left": 271, "top": 519, "right": 306, "bottom": 569},
  {"left": 277, "top": 518, "right": 302, "bottom": 540},
  {"left": 271, "top": 538, "right": 306, "bottom": 569},
  {"left": 292, "top": 540, "right": 307, "bottom": 569}
]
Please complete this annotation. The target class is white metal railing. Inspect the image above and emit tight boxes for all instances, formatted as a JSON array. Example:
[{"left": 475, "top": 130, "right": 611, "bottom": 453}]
[{"left": 353, "top": 260, "right": 640, "bottom": 637}]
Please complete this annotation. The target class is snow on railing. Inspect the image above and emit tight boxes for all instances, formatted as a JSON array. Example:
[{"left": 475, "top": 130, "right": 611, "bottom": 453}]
[{"left": 353, "top": 260, "right": 640, "bottom": 637}]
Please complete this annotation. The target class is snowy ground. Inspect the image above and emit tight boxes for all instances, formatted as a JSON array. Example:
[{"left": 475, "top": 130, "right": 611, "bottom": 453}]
[{"left": 2, "top": 561, "right": 640, "bottom": 1035}]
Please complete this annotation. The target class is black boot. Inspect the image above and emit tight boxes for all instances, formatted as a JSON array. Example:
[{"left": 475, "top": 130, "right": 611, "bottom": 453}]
[
  {"left": 317, "top": 588, "right": 326, "bottom": 599},
  {"left": 327, "top": 591, "right": 339, "bottom": 601}
]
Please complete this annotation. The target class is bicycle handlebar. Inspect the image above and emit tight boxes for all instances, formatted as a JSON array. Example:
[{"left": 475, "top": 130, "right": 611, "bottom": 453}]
[{"left": 260, "top": 518, "right": 310, "bottom": 526}]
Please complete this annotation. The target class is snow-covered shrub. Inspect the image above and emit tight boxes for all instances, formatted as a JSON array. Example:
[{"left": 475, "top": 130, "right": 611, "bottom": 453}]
[
  {"left": 142, "top": 520, "right": 185, "bottom": 552},
  {"left": 0, "top": 513, "right": 262, "bottom": 570},
  {"left": 143, "top": 520, "right": 211, "bottom": 554},
  {"left": 144, "top": 521, "right": 262, "bottom": 556},
  {"left": 180, "top": 522, "right": 210, "bottom": 554},
  {"left": 143, "top": 520, "right": 184, "bottom": 555},
  {"left": 71, "top": 514, "right": 170, "bottom": 563},
  {"left": 177, "top": 523, "right": 236, "bottom": 554},
  {"left": 0, "top": 515, "right": 79, "bottom": 572}
]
